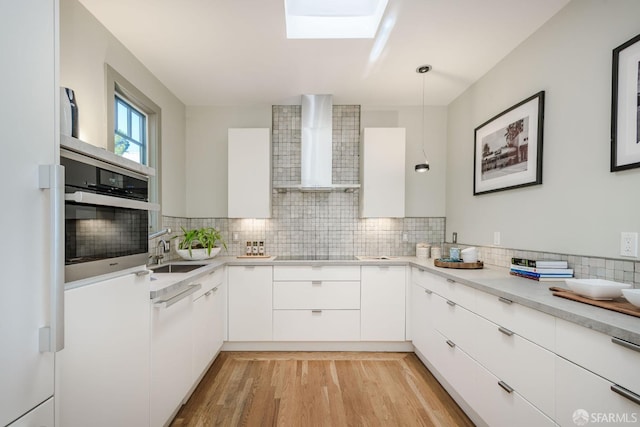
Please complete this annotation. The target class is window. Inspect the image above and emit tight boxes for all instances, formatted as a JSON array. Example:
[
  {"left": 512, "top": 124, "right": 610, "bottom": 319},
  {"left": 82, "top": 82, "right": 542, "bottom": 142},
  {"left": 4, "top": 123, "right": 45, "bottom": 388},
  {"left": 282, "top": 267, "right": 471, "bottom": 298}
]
[
  {"left": 115, "top": 95, "right": 147, "bottom": 164},
  {"left": 106, "top": 64, "right": 162, "bottom": 233}
]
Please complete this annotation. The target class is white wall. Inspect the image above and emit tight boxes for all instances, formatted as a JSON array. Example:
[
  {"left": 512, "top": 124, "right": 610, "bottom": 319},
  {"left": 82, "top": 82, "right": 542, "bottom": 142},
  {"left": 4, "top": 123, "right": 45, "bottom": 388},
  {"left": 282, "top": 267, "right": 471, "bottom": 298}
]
[
  {"left": 59, "top": 0, "right": 187, "bottom": 216},
  {"left": 184, "top": 105, "right": 447, "bottom": 218},
  {"left": 185, "top": 106, "right": 271, "bottom": 217},
  {"left": 446, "top": 0, "right": 640, "bottom": 258}
]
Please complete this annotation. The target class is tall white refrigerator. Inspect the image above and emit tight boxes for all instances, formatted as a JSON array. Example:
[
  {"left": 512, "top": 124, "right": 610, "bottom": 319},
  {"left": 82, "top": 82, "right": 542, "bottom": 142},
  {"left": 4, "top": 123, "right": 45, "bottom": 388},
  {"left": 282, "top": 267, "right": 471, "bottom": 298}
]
[{"left": 0, "top": 1, "right": 62, "bottom": 426}]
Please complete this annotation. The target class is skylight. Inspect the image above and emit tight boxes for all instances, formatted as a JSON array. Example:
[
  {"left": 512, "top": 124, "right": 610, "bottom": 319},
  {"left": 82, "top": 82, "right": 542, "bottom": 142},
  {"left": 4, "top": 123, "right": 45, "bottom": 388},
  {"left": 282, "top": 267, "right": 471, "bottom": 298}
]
[{"left": 284, "top": 0, "right": 388, "bottom": 39}]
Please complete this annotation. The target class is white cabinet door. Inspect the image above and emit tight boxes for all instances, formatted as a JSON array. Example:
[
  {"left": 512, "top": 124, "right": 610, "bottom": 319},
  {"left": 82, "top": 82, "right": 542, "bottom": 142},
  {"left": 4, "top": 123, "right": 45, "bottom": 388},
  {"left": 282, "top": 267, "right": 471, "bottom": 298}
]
[
  {"left": 361, "top": 266, "right": 406, "bottom": 341},
  {"left": 556, "top": 356, "right": 640, "bottom": 427},
  {"left": 411, "top": 282, "right": 435, "bottom": 357},
  {"left": 58, "top": 271, "right": 151, "bottom": 427},
  {"left": 228, "top": 128, "right": 271, "bottom": 218},
  {"left": 151, "top": 290, "right": 194, "bottom": 427},
  {"left": 228, "top": 266, "right": 273, "bottom": 341},
  {"left": 0, "top": 1, "right": 56, "bottom": 425},
  {"left": 192, "top": 282, "right": 225, "bottom": 382},
  {"left": 360, "top": 128, "right": 406, "bottom": 218}
]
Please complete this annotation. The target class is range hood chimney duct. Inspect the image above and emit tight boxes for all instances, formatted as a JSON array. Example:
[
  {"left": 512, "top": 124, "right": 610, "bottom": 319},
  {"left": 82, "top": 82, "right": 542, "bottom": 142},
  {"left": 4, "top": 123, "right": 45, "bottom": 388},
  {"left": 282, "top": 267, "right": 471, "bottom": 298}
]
[{"left": 301, "top": 94, "right": 333, "bottom": 188}]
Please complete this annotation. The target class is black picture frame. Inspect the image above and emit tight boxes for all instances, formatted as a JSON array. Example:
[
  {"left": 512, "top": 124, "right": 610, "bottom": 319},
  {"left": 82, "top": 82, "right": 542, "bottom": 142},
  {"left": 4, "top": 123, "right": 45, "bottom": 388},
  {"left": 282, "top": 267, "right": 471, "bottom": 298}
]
[
  {"left": 473, "top": 91, "right": 544, "bottom": 195},
  {"left": 611, "top": 33, "right": 640, "bottom": 172}
]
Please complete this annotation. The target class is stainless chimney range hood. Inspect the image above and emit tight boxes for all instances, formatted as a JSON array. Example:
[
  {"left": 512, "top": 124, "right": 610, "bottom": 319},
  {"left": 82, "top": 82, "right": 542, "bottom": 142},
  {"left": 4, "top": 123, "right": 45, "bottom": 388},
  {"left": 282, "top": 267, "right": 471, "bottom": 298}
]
[{"left": 273, "top": 94, "right": 360, "bottom": 193}]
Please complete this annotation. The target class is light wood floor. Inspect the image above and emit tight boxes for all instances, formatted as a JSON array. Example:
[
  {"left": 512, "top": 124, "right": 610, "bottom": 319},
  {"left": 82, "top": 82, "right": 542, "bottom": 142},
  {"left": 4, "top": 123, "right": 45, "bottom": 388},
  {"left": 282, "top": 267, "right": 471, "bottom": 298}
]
[{"left": 171, "top": 352, "right": 474, "bottom": 427}]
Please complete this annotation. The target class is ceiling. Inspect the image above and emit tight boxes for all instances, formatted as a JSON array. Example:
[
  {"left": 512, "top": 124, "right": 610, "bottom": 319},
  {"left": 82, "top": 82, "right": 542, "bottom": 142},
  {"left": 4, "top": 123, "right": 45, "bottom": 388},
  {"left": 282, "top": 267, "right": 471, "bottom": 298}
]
[{"left": 77, "top": 0, "right": 570, "bottom": 107}]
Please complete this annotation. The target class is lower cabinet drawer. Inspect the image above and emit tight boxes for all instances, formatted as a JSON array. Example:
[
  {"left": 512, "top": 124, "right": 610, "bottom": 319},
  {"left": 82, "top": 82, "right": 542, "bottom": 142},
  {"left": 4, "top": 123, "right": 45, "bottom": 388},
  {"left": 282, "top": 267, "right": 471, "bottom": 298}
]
[
  {"left": 273, "top": 310, "right": 360, "bottom": 341},
  {"left": 556, "top": 356, "right": 640, "bottom": 427},
  {"left": 273, "top": 281, "right": 360, "bottom": 309}
]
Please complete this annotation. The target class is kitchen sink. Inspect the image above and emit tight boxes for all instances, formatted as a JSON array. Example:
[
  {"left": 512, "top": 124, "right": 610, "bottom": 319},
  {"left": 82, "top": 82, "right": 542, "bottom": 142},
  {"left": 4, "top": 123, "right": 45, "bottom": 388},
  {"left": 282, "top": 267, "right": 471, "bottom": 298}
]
[{"left": 151, "top": 263, "right": 207, "bottom": 273}]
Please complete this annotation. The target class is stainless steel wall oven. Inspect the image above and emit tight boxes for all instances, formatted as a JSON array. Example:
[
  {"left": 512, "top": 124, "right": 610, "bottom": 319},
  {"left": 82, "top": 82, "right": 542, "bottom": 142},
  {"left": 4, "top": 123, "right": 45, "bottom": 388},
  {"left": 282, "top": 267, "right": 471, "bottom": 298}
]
[{"left": 61, "top": 148, "right": 158, "bottom": 282}]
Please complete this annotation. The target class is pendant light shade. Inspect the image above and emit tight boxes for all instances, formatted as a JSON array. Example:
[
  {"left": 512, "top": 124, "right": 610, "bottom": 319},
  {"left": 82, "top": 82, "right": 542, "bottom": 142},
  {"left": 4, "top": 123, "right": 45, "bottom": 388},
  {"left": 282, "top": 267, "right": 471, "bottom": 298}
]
[
  {"left": 415, "top": 64, "right": 431, "bottom": 173},
  {"left": 415, "top": 162, "right": 429, "bottom": 172}
]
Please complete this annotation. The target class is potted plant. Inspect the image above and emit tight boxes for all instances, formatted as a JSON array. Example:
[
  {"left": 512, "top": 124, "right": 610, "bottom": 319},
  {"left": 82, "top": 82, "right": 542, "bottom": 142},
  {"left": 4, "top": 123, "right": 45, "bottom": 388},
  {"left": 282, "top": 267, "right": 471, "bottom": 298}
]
[{"left": 175, "top": 226, "right": 227, "bottom": 260}]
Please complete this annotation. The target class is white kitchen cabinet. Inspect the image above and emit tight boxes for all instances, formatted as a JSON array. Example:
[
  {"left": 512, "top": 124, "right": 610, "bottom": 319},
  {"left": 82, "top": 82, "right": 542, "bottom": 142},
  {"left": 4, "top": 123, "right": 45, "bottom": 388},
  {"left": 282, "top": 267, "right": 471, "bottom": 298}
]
[
  {"left": 192, "top": 267, "right": 226, "bottom": 383},
  {"left": 555, "top": 356, "right": 640, "bottom": 426},
  {"left": 360, "top": 128, "right": 406, "bottom": 218},
  {"left": 411, "top": 281, "right": 435, "bottom": 357},
  {"left": 272, "top": 265, "right": 361, "bottom": 341},
  {"left": 228, "top": 128, "right": 271, "bottom": 218},
  {"left": 228, "top": 265, "right": 273, "bottom": 341},
  {"left": 360, "top": 266, "right": 406, "bottom": 341},
  {"left": 472, "top": 309, "right": 555, "bottom": 419},
  {"left": 556, "top": 318, "right": 640, "bottom": 396},
  {"left": 58, "top": 270, "right": 151, "bottom": 427},
  {"left": 273, "top": 310, "right": 361, "bottom": 341},
  {"left": 151, "top": 284, "right": 199, "bottom": 427}
]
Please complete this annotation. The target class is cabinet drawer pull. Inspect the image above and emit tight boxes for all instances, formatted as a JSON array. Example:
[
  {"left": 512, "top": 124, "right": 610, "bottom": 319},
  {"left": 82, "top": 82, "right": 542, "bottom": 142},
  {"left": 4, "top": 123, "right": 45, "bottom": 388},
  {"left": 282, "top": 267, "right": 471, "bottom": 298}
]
[
  {"left": 424, "top": 289, "right": 432, "bottom": 295},
  {"left": 245, "top": 266, "right": 255, "bottom": 270},
  {"left": 611, "top": 337, "right": 640, "bottom": 354},
  {"left": 498, "top": 381, "right": 514, "bottom": 394},
  {"left": 311, "top": 310, "right": 322, "bottom": 314},
  {"left": 446, "top": 340, "right": 456, "bottom": 348},
  {"left": 498, "top": 326, "right": 514, "bottom": 336},
  {"left": 498, "top": 296, "right": 513, "bottom": 305},
  {"left": 446, "top": 278, "right": 455, "bottom": 284},
  {"left": 312, "top": 280, "right": 322, "bottom": 285},
  {"left": 446, "top": 300, "right": 456, "bottom": 307},
  {"left": 135, "top": 269, "right": 151, "bottom": 276},
  {"left": 611, "top": 384, "right": 640, "bottom": 406}
]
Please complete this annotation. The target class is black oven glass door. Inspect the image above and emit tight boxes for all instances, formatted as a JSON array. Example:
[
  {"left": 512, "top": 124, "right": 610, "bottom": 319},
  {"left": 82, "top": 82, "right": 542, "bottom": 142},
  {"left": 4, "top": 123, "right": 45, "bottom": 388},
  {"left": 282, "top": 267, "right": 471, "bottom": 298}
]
[{"left": 65, "top": 203, "right": 148, "bottom": 265}]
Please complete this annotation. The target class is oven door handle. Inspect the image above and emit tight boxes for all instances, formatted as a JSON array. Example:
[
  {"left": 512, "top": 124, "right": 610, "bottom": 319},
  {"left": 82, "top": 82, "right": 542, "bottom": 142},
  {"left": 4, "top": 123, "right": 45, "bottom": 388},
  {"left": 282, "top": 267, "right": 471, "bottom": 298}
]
[{"left": 65, "top": 191, "right": 160, "bottom": 211}]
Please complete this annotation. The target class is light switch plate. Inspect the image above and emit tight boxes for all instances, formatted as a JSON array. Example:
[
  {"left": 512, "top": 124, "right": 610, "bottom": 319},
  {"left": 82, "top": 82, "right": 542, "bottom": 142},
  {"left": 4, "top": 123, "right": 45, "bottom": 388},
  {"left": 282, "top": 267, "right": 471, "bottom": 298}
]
[{"left": 621, "top": 232, "right": 638, "bottom": 257}]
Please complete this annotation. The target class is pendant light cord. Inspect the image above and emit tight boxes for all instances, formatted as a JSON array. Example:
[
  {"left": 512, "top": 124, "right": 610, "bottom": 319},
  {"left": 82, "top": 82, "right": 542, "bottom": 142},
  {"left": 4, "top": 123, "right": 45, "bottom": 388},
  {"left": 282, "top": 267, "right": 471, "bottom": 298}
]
[{"left": 421, "top": 71, "right": 427, "bottom": 159}]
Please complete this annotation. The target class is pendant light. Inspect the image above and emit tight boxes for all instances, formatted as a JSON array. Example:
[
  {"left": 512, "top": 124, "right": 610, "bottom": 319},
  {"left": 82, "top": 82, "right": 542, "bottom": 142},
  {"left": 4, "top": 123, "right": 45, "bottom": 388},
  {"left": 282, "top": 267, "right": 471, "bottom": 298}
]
[{"left": 415, "top": 64, "right": 431, "bottom": 173}]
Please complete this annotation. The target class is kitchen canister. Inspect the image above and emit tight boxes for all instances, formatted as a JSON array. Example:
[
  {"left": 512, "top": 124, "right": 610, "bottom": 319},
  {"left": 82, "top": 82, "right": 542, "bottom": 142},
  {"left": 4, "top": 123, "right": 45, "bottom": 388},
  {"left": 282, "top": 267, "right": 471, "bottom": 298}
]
[
  {"left": 431, "top": 246, "right": 442, "bottom": 260},
  {"left": 416, "top": 243, "right": 430, "bottom": 260},
  {"left": 461, "top": 247, "right": 478, "bottom": 263},
  {"left": 449, "top": 247, "right": 461, "bottom": 261}
]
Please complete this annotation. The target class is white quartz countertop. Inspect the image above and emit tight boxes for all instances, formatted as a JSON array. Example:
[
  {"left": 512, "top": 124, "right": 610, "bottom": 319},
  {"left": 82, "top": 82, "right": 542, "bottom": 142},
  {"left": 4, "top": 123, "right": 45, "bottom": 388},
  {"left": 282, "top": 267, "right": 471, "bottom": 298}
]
[{"left": 148, "top": 256, "right": 640, "bottom": 345}]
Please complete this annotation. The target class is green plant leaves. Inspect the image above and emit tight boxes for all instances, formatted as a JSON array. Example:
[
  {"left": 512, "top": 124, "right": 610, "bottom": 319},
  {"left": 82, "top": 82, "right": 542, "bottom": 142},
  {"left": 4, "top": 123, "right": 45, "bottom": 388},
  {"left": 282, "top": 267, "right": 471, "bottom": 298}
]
[{"left": 176, "top": 226, "right": 227, "bottom": 256}]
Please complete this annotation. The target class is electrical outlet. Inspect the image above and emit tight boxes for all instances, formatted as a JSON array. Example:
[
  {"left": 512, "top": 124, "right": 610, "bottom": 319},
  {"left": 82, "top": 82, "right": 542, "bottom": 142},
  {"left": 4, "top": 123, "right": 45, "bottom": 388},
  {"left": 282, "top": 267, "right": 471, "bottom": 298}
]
[
  {"left": 232, "top": 232, "right": 239, "bottom": 242},
  {"left": 402, "top": 232, "right": 408, "bottom": 242},
  {"left": 493, "top": 231, "right": 501, "bottom": 246},
  {"left": 621, "top": 232, "right": 638, "bottom": 257}
]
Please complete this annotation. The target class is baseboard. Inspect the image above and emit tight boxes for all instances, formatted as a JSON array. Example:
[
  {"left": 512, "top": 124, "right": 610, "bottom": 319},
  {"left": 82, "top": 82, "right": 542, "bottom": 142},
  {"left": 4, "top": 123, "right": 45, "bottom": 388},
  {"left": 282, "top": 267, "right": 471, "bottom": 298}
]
[{"left": 221, "top": 341, "right": 415, "bottom": 352}]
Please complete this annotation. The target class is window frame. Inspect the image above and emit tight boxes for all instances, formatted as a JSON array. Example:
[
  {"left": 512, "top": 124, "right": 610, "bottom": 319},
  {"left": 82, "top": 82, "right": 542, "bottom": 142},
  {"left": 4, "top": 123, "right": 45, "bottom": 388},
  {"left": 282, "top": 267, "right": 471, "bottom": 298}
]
[
  {"left": 114, "top": 94, "right": 148, "bottom": 164},
  {"left": 106, "top": 64, "right": 162, "bottom": 233}
]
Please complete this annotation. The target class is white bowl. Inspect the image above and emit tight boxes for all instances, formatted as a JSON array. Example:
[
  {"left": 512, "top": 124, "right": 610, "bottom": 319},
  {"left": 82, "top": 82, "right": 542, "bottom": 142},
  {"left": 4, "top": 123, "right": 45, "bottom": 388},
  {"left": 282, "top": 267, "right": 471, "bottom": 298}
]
[
  {"left": 622, "top": 289, "right": 640, "bottom": 308},
  {"left": 565, "top": 279, "right": 631, "bottom": 300},
  {"left": 176, "top": 247, "right": 221, "bottom": 261}
]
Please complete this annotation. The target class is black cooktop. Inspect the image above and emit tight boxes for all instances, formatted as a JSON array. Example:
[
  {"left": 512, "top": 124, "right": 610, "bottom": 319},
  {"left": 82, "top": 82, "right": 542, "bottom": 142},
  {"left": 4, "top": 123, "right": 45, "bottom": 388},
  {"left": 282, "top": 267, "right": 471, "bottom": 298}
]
[{"left": 276, "top": 255, "right": 358, "bottom": 261}]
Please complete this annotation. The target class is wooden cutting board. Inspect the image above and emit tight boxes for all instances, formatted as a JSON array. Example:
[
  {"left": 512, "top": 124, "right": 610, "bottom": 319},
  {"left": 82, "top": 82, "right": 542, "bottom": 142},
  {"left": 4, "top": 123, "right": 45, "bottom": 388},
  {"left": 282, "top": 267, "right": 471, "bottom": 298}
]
[
  {"left": 434, "top": 259, "right": 484, "bottom": 269},
  {"left": 549, "top": 287, "right": 640, "bottom": 318}
]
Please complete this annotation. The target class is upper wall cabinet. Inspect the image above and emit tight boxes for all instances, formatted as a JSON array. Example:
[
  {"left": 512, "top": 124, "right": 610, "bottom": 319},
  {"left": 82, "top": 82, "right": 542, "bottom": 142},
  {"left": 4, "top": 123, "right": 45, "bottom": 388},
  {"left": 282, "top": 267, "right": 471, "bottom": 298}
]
[
  {"left": 360, "top": 128, "right": 406, "bottom": 218},
  {"left": 228, "top": 128, "right": 271, "bottom": 218}
]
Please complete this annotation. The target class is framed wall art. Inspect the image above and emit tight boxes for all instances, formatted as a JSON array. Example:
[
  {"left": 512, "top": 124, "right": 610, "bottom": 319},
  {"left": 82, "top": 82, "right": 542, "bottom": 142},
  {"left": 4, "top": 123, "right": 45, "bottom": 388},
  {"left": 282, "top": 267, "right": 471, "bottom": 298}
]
[
  {"left": 611, "top": 33, "right": 640, "bottom": 172},
  {"left": 473, "top": 91, "right": 544, "bottom": 195}
]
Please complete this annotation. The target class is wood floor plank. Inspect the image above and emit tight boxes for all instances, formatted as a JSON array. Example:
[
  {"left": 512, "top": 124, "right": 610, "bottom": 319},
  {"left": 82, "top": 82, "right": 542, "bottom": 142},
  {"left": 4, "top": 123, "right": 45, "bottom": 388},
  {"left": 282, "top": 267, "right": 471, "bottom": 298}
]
[{"left": 171, "top": 352, "right": 475, "bottom": 427}]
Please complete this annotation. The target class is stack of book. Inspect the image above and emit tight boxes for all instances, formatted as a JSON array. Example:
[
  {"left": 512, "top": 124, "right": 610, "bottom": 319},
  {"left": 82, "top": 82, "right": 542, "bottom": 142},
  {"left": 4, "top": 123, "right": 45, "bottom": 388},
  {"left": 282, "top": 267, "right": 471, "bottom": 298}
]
[{"left": 510, "top": 257, "right": 573, "bottom": 282}]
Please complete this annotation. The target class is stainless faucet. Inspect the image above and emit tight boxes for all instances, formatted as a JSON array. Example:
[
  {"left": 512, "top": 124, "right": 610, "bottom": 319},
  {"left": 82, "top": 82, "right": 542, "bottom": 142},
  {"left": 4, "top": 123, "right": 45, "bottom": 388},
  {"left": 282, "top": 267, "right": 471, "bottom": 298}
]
[
  {"left": 149, "top": 228, "right": 172, "bottom": 265},
  {"left": 152, "top": 239, "right": 169, "bottom": 265},
  {"left": 148, "top": 227, "right": 172, "bottom": 239}
]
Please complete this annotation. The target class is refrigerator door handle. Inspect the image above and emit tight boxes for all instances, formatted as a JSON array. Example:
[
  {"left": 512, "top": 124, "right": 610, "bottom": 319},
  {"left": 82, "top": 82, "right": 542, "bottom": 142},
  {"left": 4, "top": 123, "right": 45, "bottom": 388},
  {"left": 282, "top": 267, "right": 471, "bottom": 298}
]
[{"left": 39, "top": 164, "right": 65, "bottom": 352}]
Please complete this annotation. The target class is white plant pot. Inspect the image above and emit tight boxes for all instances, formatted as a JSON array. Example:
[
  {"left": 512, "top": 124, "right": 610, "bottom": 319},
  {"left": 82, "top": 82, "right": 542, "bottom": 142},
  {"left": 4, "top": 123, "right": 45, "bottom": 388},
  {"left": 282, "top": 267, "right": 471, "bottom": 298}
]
[{"left": 176, "top": 247, "right": 221, "bottom": 261}]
